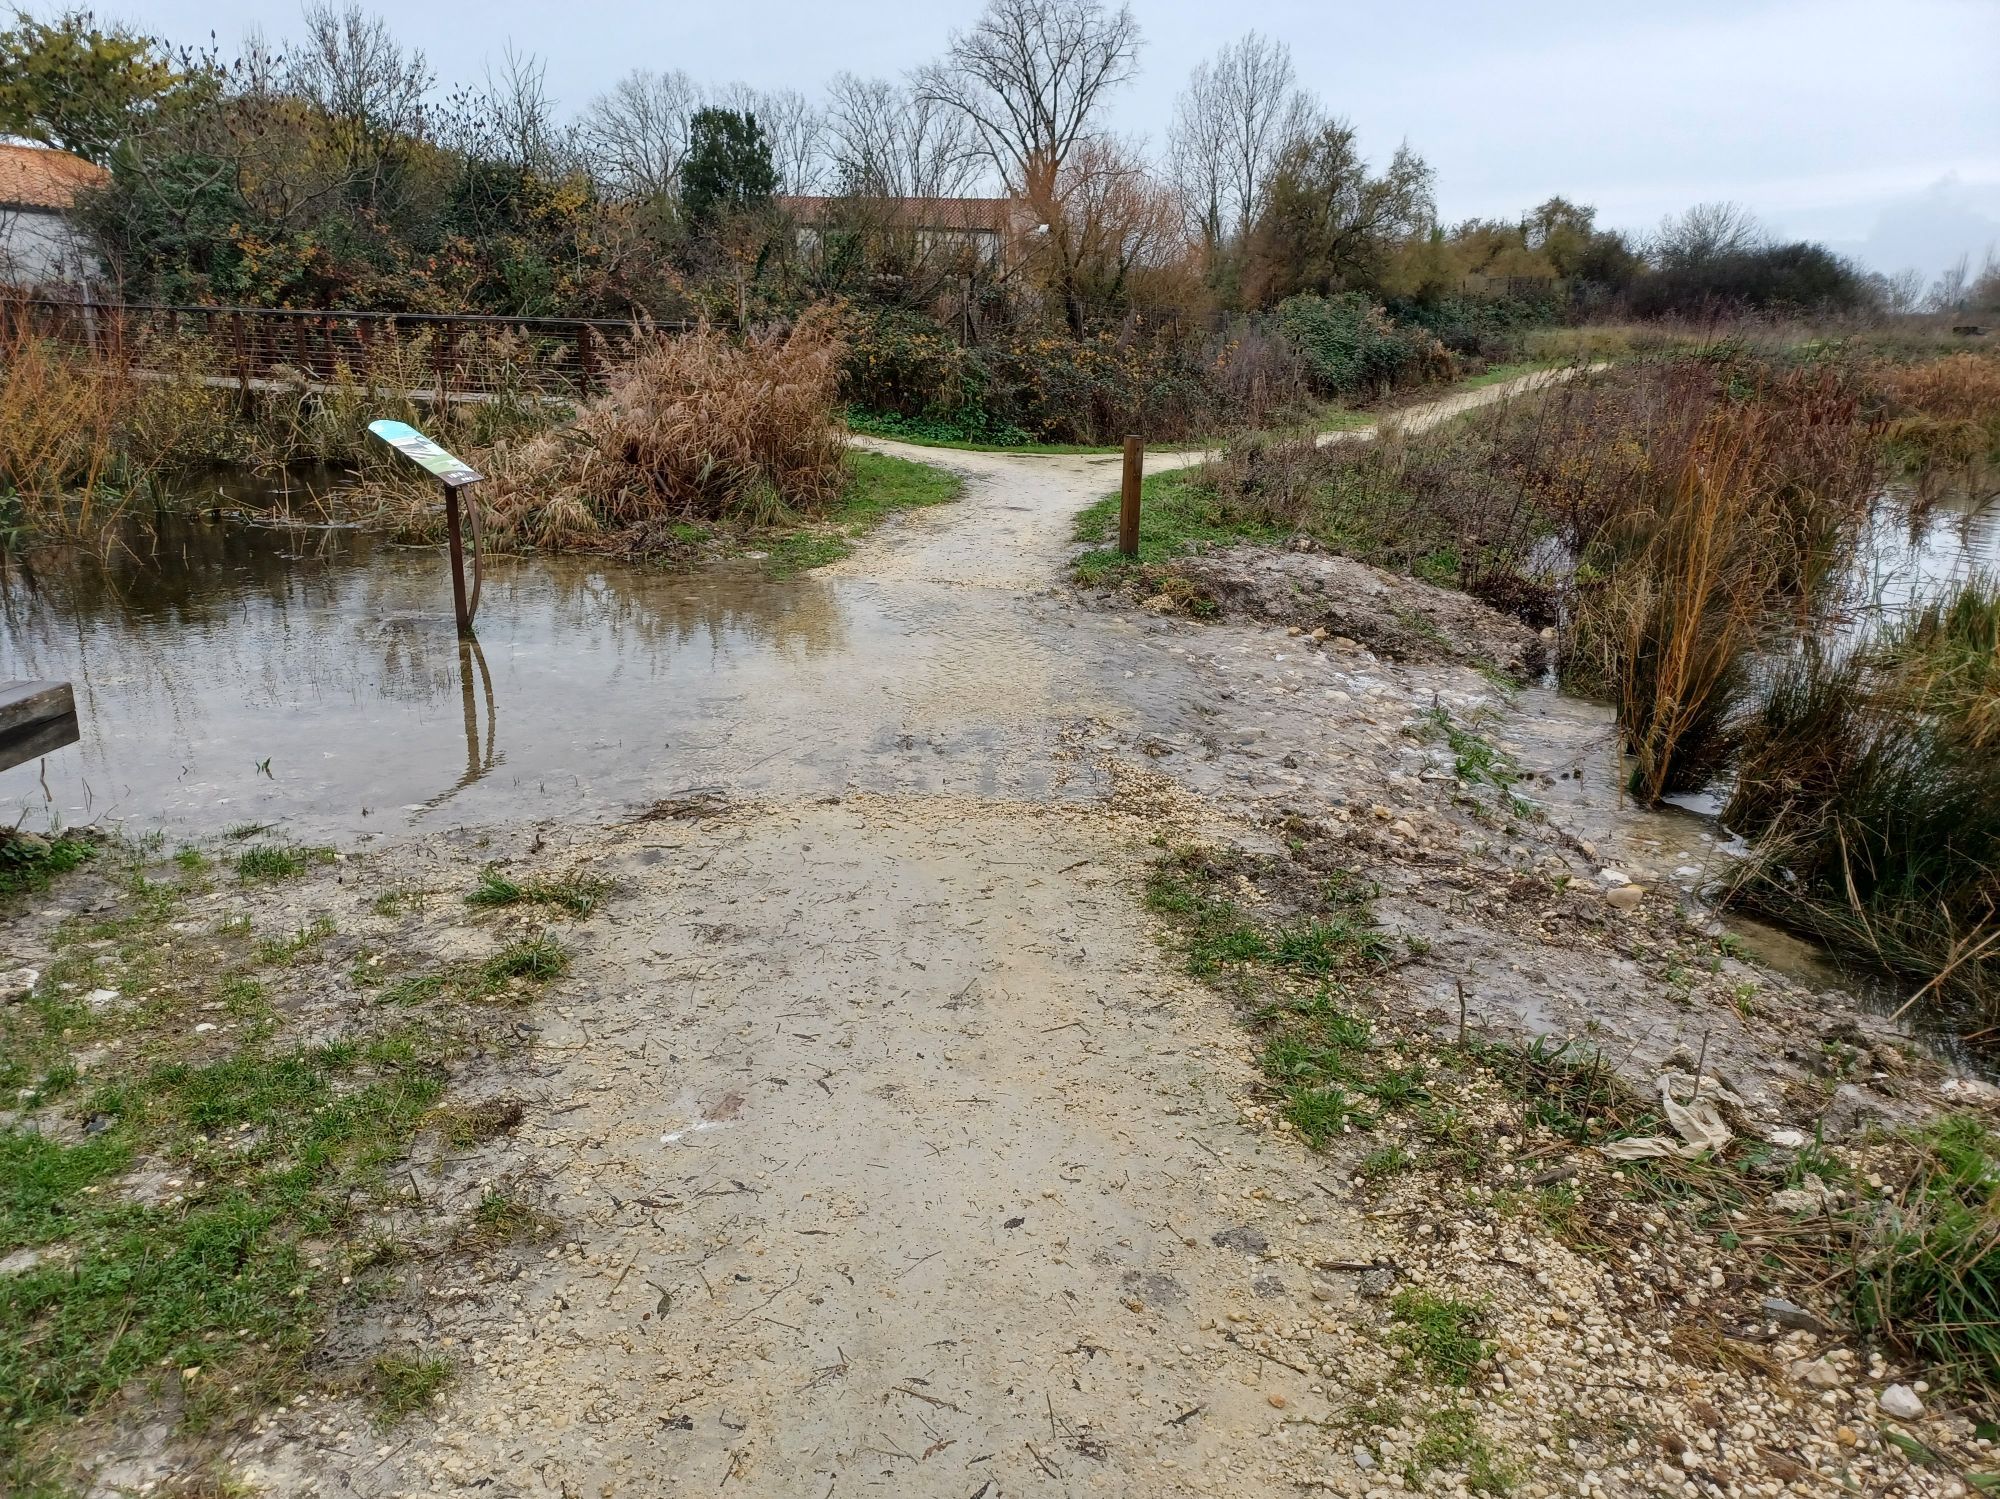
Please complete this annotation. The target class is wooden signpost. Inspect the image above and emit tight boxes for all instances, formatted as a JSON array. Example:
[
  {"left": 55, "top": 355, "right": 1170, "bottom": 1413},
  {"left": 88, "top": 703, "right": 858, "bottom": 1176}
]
[
  {"left": 0, "top": 681, "right": 79, "bottom": 775},
  {"left": 367, "top": 419, "right": 485, "bottom": 634}
]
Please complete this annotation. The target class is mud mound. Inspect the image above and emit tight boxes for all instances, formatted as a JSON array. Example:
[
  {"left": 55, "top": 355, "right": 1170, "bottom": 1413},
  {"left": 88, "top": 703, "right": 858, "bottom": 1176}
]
[{"left": 1162, "top": 546, "right": 1547, "bottom": 678}]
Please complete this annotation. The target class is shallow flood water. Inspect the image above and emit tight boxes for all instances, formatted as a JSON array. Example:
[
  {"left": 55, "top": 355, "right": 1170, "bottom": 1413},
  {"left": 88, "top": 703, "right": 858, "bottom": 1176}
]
[{"left": 1, "top": 510, "right": 1117, "bottom": 839}]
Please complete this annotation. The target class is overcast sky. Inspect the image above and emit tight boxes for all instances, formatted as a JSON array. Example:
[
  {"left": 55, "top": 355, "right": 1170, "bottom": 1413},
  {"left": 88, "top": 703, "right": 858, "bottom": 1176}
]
[{"left": 93, "top": 0, "right": 2000, "bottom": 279}]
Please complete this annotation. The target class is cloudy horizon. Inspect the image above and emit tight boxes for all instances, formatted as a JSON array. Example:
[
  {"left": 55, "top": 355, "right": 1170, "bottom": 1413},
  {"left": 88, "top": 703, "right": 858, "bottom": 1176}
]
[{"left": 72, "top": 0, "right": 2000, "bottom": 280}]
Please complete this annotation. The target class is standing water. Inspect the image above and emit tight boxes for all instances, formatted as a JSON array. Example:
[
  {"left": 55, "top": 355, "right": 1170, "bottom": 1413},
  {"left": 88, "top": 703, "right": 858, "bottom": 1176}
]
[{"left": 1, "top": 504, "right": 1124, "bottom": 839}]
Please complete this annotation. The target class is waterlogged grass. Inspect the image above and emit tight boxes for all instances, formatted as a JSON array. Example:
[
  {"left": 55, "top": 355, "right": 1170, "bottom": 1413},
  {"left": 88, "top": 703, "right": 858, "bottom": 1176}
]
[{"left": 235, "top": 843, "right": 335, "bottom": 882}]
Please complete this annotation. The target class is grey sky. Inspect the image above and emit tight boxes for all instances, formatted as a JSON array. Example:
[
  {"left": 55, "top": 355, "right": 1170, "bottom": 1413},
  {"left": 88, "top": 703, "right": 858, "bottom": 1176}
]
[{"left": 96, "top": 0, "right": 2000, "bottom": 278}]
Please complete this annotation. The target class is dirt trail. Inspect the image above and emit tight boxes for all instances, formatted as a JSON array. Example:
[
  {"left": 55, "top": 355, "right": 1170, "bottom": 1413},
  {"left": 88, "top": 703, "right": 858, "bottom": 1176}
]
[
  {"left": 240, "top": 387, "right": 1582, "bottom": 1499},
  {"left": 226, "top": 370, "right": 1954, "bottom": 1499}
]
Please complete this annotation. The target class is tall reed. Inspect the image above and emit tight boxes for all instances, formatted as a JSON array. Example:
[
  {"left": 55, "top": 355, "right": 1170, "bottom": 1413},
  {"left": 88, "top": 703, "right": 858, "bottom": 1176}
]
[
  {"left": 1725, "top": 581, "right": 2000, "bottom": 1025},
  {"left": 0, "top": 319, "right": 155, "bottom": 548}
]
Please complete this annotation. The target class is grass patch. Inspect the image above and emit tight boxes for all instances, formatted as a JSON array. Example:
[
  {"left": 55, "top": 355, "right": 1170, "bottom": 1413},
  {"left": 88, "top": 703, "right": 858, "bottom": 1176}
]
[
  {"left": 1389, "top": 1290, "right": 1490, "bottom": 1386},
  {"left": 234, "top": 843, "right": 335, "bottom": 883},
  {"left": 368, "top": 1349, "right": 455, "bottom": 1425},
  {"left": 1404, "top": 1405, "right": 1515, "bottom": 1493},
  {"left": 757, "top": 450, "right": 962, "bottom": 577},
  {"left": 466, "top": 866, "right": 611, "bottom": 918},
  {"left": 0, "top": 1034, "right": 450, "bottom": 1476},
  {"left": 0, "top": 832, "right": 95, "bottom": 897},
  {"left": 0, "top": 828, "right": 584, "bottom": 1484},
  {"left": 1072, "top": 467, "right": 1288, "bottom": 586}
]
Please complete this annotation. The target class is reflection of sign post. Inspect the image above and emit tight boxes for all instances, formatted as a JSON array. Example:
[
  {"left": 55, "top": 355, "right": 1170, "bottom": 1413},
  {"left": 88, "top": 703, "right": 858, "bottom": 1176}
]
[{"left": 368, "top": 419, "right": 484, "bottom": 634}]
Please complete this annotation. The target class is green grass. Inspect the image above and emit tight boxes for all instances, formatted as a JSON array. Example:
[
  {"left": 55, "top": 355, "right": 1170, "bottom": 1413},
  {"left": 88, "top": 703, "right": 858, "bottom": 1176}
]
[
  {"left": 850, "top": 408, "right": 1122, "bottom": 454},
  {"left": 1852, "top": 1113, "right": 2000, "bottom": 1398},
  {"left": 0, "top": 830, "right": 597, "bottom": 1486},
  {"left": 1073, "top": 466, "right": 1288, "bottom": 585},
  {"left": 369, "top": 1349, "right": 456, "bottom": 1425},
  {"left": 759, "top": 450, "right": 963, "bottom": 576},
  {"left": 1389, "top": 1289, "right": 1490, "bottom": 1386},
  {"left": 1404, "top": 1405, "right": 1516, "bottom": 1494},
  {"left": 0, "top": 1036, "right": 449, "bottom": 1477},
  {"left": 234, "top": 843, "right": 335, "bottom": 883},
  {"left": 0, "top": 833, "right": 94, "bottom": 897},
  {"left": 466, "top": 866, "right": 611, "bottom": 918}
]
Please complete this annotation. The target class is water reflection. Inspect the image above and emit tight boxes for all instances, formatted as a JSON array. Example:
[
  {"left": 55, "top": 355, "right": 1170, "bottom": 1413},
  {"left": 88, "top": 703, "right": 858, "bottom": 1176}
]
[{"left": 0, "top": 512, "right": 876, "bottom": 836}]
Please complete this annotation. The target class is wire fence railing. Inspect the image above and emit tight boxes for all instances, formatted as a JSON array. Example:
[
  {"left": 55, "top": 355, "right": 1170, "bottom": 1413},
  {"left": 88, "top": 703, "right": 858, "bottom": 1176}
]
[{"left": 1, "top": 295, "right": 692, "bottom": 400}]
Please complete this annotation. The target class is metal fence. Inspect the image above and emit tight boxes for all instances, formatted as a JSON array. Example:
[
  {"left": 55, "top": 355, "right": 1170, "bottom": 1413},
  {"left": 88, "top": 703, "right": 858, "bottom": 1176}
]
[{"left": 1, "top": 295, "right": 688, "bottom": 399}]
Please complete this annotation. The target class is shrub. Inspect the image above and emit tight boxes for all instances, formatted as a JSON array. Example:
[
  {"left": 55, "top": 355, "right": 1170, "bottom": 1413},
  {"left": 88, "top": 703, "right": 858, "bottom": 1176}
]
[
  {"left": 1275, "top": 292, "right": 1455, "bottom": 399},
  {"left": 1385, "top": 293, "right": 1554, "bottom": 363},
  {"left": 361, "top": 312, "right": 849, "bottom": 549}
]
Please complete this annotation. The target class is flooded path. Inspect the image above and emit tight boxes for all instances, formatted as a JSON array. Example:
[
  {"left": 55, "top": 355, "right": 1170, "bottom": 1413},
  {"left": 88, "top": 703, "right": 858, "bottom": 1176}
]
[{"left": 9, "top": 372, "right": 1985, "bottom": 1499}]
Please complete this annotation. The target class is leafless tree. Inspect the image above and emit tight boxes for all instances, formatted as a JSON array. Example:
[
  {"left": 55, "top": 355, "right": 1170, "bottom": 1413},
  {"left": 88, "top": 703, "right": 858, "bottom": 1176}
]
[
  {"left": 717, "top": 84, "right": 828, "bottom": 196},
  {"left": 1653, "top": 201, "right": 1763, "bottom": 267},
  {"left": 1168, "top": 32, "right": 1319, "bottom": 249},
  {"left": 916, "top": 0, "right": 1141, "bottom": 205},
  {"left": 1871, "top": 267, "right": 1926, "bottom": 316},
  {"left": 1927, "top": 253, "right": 1971, "bottom": 313},
  {"left": 286, "top": 2, "right": 433, "bottom": 171},
  {"left": 582, "top": 67, "right": 702, "bottom": 199},
  {"left": 474, "top": 44, "right": 565, "bottom": 173},
  {"left": 825, "top": 73, "right": 982, "bottom": 200}
]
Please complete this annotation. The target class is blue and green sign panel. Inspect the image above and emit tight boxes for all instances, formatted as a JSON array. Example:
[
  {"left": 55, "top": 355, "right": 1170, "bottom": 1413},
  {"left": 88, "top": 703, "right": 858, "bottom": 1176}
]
[{"left": 367, "top": 420, "right": 483, "bottom": 488}]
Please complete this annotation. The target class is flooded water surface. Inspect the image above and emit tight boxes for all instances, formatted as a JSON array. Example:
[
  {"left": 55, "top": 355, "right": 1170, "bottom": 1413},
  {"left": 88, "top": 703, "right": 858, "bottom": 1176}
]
[{"left": 1, "top": 511, "right": 1113, "bottom": 839}]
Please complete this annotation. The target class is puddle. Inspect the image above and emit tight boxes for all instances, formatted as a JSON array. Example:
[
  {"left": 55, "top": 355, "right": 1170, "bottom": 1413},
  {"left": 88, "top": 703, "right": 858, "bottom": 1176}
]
[{"left": 1, "top": 510, "right": 1115, "bottom": 838}]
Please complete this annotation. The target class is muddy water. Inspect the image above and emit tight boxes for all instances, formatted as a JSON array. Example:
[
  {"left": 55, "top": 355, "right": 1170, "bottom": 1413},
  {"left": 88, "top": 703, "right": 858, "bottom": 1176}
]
[{"left": 0, "top": 509, "right": 1132, "bottom": 839}]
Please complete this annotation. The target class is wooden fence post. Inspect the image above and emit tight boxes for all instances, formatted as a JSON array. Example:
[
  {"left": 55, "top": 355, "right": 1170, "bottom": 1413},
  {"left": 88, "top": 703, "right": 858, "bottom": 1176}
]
[{"left": 1119, "top": 435, "right": 1143, "bottom": 558}]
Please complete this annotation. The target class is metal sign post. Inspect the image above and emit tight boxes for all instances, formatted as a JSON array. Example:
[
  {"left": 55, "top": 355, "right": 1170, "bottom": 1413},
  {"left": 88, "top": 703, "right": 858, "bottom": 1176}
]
[{"left": 367, "top": 419, "right": 485, "bottom": 635}]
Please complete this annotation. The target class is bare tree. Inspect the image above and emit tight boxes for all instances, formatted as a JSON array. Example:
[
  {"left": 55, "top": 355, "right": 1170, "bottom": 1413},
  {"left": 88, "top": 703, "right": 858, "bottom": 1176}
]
[
  {"left": 1169, "top": 32, "right": 1318, "bottom": 249},
  {"left": 716, "top": 84, "right": 828, "bottom": 196},
  {"left": 1927, "top": 253, "right": 1971, "bottom": 314},
  {"left": 477, "top": 44, "right": 564, "bottom": 172},
  {"left": 286, "top": 1, "right": 434, "bottom": 199},
  {"left": 582, "top": 67, "right": 701, "bottom": 199},
  {"left": 825, "top": 72, "right": 981, "bottom": 200},
  {"left": 1653, "top": 201, "right": 1763, "bottom": 267},
  {"left": 1873, "top": 266, "right": 1926, "bottom": 316},
  {"left": 916, "top": 0, "right": 1141, "bottom": 205}
]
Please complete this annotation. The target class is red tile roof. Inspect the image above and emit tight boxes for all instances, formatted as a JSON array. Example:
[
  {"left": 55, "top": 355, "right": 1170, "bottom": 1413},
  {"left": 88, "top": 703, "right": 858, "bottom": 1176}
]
[
  {"left": 778, "top": 195, "right": 1022, "bottom": 233},
  {"left": 0, "top": 143, "right": 108, "bottom": 211}
]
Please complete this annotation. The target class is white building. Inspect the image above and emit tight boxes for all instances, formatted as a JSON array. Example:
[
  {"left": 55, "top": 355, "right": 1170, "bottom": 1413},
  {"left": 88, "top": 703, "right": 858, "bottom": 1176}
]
[{"left": 0, "top": 142, "right": 107, "bottom": 288}]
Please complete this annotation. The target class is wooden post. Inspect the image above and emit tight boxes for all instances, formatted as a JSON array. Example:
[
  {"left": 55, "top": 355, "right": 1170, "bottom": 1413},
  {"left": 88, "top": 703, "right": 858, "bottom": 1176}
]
[
  {"left": 232, "top": 311, "right": 249, "bottom": 397},
  {"left": 1119, "top": 434, "right": 1143, "bottom": 558},
  {"left": 442, "top": 485, "right": 472, "bottom": 636},
  {"left": 576, "top": 323, "right": 595, "bottom": 389}
]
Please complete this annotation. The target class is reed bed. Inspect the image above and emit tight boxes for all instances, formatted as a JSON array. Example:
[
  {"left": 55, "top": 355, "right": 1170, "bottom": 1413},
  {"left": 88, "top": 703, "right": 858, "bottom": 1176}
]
[
  {"left": 345, "top": 314, "right": 848, "bottom": 551},
  {"left": 1726, "top": 582, "right": 2000, "bottom": 1023}
]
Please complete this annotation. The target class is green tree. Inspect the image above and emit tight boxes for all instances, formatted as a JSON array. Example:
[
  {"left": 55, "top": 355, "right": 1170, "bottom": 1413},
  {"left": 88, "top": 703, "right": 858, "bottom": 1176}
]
[
  {"left": 0, "top": 8, "right": 182, "bottom": 163},
  {"left": 1244, "top": 121, "right": 1433, "bottom": 305},
  {"left": 680, "top": 107, "right": 776, "bottom": 225}
]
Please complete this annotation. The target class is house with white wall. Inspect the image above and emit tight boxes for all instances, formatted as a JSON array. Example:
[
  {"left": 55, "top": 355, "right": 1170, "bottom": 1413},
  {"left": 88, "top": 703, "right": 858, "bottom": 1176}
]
[{"left": 0, "top": 142, "right": 107, "bottom": 288}]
